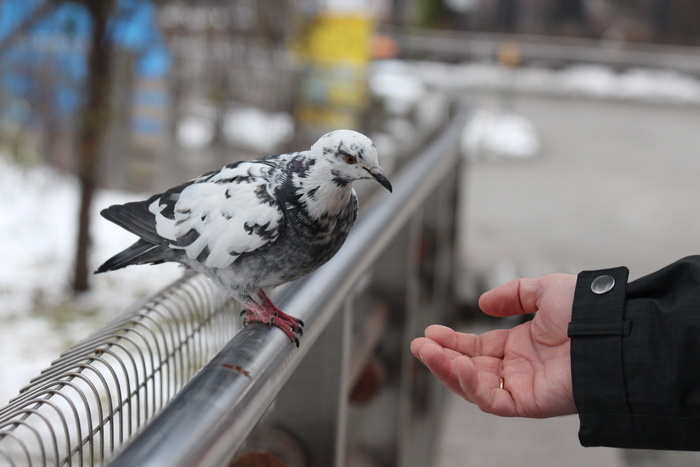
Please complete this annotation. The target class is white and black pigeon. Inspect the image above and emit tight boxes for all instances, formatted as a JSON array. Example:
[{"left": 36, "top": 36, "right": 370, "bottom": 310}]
[{"left": 96, "top": 130, "right": 392, "bottom": 346}]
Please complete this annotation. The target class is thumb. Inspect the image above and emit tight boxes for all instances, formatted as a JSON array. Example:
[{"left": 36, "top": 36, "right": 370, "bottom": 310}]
[{"left": 478, "top": 277, "right": 547, "bottom": 318}]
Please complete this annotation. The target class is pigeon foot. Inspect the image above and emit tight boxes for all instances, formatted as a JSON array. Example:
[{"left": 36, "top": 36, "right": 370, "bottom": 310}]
[{"left": 242, "top": 291, "right": 304, "bottom": 347}]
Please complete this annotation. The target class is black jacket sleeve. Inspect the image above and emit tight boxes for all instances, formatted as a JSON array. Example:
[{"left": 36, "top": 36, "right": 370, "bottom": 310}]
[{"left": 568, "top": 255, "right": 700, "bottom": 451}]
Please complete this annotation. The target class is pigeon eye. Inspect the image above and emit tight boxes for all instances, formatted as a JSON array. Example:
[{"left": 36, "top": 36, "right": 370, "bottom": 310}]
[{"left": 344, "top": 154, "right": 357, "bottom": 164}]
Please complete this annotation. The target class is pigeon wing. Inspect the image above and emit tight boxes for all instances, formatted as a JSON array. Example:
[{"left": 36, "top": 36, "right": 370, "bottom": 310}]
[{"left": 150, "top": 161, "right": 284, "bottom": 269}]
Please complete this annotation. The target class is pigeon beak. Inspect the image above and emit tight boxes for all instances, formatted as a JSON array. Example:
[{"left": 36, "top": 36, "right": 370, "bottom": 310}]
[{"left": 369, "top": 167, "right": 392, "bottom": 192}]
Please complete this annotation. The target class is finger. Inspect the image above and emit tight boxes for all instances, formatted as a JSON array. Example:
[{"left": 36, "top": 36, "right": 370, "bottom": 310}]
[
  {"left": 411, "top": 338, "right": 472, "bottom": 398},
  {"left": 423, "top": 325, "right": 470, "bottom": 351},
  {"left": 478, "top": 277, "right": 549, "bottom": 317},
  {"left": 424, "top": 325, "right": 509, "bottom": 359},
  {"left": 411, "top": 338, "right": 461, "bottom": 375},
  {"left": 411, "top": 336, "right": 463, "bottom": 362},
  {"left": 455, "top": 356, "right": 489, "bottom": 403},
  {"left": 455, "top": 357, "right": 517, "bottom": 416}
]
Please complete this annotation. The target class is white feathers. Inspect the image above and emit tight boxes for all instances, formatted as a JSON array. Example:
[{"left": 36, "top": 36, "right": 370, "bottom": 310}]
[{"left": 152, "top": 162, "right": 283, "bottom": 269}]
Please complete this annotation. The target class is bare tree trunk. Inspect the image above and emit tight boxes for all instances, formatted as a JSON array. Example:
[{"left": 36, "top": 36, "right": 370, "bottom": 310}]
[{"left": 72, "top": 0, "right": 115, "bottom": 292}]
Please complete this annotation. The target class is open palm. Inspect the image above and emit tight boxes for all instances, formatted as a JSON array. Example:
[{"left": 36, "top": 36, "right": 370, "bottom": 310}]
[{"left": 411, "top": 274, "right": 578, "bottom": 418}]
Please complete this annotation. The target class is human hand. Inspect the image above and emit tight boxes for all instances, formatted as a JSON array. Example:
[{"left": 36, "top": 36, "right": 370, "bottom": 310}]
[{"left": 410, "top": 274, "right": 578, "bottom": 418}]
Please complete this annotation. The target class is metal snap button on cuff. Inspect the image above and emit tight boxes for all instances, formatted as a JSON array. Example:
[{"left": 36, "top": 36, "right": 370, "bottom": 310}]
[{"left": 591, "top": 275, "right": 615, "bottom": 294}]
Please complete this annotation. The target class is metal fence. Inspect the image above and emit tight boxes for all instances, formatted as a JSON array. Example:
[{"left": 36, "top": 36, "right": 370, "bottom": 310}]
[
  {"left": 386, "top": 26, "right": 700, "bottom": 75},
  {"left": 0, "top": 99, "right": 471, "bottom": 467},
  {"left": 0, "top": 274, "right": 241, "bottom": 466}
]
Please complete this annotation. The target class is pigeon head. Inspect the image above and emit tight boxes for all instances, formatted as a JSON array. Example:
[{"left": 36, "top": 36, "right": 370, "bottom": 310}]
[{"left": 311, "top": 130, "right": 392, "bottom": 193}]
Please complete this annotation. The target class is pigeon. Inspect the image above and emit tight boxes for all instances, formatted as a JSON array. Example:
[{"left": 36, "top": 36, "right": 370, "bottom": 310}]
[{"left": 96, "top": 130, "right": 392, "bottom": 347}]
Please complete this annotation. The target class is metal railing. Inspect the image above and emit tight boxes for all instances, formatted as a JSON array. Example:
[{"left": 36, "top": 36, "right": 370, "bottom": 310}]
[
  {"left": 385, "top": 26, "right": 700, "bottom": 75},
  {"left": 0, "top": 99, "right": 471, "bottom": 466},
  {"left": 0, "top": 274, "right": 241, "bottom": 466}
]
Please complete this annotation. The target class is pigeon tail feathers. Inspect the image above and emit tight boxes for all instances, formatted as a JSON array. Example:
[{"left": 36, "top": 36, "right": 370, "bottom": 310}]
[
  {"left": 100, "top": 196, "right": 164, "bottom": 246},
  {"left": 95, "top": 239, "right": 174, "bottom": 273}
]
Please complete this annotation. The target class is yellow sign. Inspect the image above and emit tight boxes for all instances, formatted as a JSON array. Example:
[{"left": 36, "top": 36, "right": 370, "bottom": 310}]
[
  {"left": 295, "top": 12, "right": 374, "bottom": 130},
  {"left": 299, "top": 14, "right": 373, "bottom": 65}
]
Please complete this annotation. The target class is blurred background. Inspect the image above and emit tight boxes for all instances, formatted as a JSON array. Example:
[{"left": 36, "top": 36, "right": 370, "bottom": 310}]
[{"left": 2, "top": 0, "right": 700, "bottom": 465}]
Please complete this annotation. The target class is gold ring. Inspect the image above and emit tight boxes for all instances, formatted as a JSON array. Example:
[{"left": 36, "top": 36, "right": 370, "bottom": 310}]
[{"left": 499, "top": 377, "right": 504, "bottom": 389}]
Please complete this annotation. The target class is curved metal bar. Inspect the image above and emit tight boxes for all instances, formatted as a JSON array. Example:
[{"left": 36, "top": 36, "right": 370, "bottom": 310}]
[
  {"left": 62, "top": 371, "right": 106, "bottom": 463},
  {"left": 0, "top": 431, "right": 30, "bottom": 467},
  {"left": 108, "top": 101, "right": 471, "bottom": 467},
  {"left": 27, "top": 392, "right": 75, "bottom": 466},
  {"left": 13, "top": 422, "right": 45, "bottom": 467},
  {"left": 7, "top": 409, "right": 57, "bottom": 464},
  {"left": 17, "top": 325, "right": 154, "bottom": 413},
  {"left": 172, "top": 283, "right": 209, "bottom": 382},
  {"left": 92, "top": 343, "right": 138, "bottom": 437},
  {"left": 0, "top": 449, "right": 17, "bottom": 467},
  {"left": 43, "top": 381, "right": 93, "bottom": 466},
  {"left": 140, "top": 301, "right": 188, "bottom": 399},
  {"left": 7, "top": 419, "right": 46, "bottom": 466},
  {"left": 53, "top": 273, "right": 199, "bottom": 362},
  {"left": 68, "top": 364, "right": 116, "bottom": 454},
  {"left": 121, "top": 311, "right": 169, "bottom": 419},
  {"left": 167, "top": 277, "right": 218, "bottom": 385},
  {"left": 2, "top": 405, "right": 63, "bottom": 464}
]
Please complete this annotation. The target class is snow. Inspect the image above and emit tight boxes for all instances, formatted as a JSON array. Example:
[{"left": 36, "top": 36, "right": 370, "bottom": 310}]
[
  {"left": 370, "top": 61, "right": 427, "bottom": 115},
  {"left": 0, "top": 156, "right": 182, "bottom": 405},
  {"left": 461, "top": 110, "right": 540, "bottom": 160},
  {"left": 178, "top": 114, "right": 215, "bottom": 149},
  {"left": 380, "top": 59, "right": 700, "bottom": 161},
  {"left": 177, "top": 103, "right": 294, "bottom": 154},
  {"left": 404, "top": 59, "right": 700, "bottom": 105},
  {"left": 223, "top": 106, "right": 294, "bottom": 154}
]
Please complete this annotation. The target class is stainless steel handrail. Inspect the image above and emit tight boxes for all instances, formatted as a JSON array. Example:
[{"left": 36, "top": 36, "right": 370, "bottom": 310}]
[
  {"left": 385, "top": 26, "right": 700, "bottom": 74},
  {"left": 108, "top": 101, "right": 471, "bottom": 467}
]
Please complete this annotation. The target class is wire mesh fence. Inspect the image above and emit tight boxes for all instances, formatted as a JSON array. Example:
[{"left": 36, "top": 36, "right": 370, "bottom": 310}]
[{"left": 0, "top": 272, "right": 241, "bottom": 466}]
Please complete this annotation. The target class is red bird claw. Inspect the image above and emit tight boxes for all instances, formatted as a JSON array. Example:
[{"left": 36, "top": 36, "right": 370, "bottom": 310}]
[{"left": 242, "top": 307, "right": 303, "bottom": 346}]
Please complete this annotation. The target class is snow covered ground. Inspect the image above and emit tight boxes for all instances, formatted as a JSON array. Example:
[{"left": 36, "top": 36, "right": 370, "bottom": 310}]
[{"left": 403, "top": 60, "right": 700, "bottom": 105}]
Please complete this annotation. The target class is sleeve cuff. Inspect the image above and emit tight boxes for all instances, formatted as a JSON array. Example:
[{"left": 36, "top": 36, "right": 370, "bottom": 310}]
[{"left": 569, "top": 266, "right": 634, "bottom": 445}]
